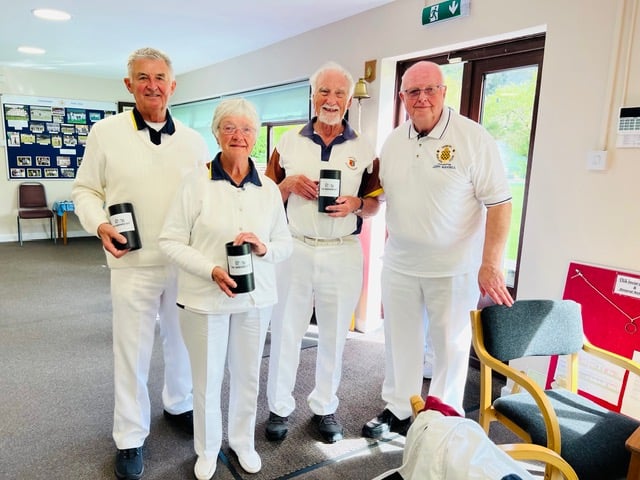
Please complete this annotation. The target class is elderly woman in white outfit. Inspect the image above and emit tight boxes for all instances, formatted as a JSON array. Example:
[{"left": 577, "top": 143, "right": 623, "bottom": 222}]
[{"left": 159, "top": 98, "right": 292, "bottom": 480}]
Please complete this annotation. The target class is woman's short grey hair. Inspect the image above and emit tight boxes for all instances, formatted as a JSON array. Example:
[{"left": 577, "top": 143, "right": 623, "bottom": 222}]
[
  {"left": 211, "top": 98, "right": 261, "bottom": 140},
  {"left": 127, "top": 47, "right": 173, "bottom": 79},
  {"left": 309, "top": 61, "right": 355, "bottom": 98}
]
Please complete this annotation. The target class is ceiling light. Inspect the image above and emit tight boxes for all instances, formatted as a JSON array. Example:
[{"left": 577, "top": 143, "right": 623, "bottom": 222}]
[
  {"left": 18, "top": 46, "right": 46, "bottom": 55},
  {"left": 32, "top": 8, "right": 71, "bottom": 21}
]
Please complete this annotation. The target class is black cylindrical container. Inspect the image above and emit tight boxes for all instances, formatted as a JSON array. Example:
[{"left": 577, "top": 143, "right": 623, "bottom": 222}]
[
  {"left": 108, "top": 203, "right": 142, "bottom": 251},
  {"left": 225, "top": 242, "right": 255, "bottom": 294},
  {"left": 318, "top": 169, "right": 341, "bottom": 213}
]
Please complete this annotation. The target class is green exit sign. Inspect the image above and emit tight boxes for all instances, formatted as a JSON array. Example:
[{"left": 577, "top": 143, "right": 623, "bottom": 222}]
[{"left": 422, "top": 0, "right": 470, "bottom": 25}]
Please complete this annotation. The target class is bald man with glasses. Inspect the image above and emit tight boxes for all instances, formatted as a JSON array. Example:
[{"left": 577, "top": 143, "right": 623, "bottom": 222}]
[{"left": 362, "top": 61, "right": 513, "bottom": 439}]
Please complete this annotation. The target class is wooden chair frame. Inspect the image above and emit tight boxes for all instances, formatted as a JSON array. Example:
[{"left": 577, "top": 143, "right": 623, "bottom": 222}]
[
  {"left": 470, "top": 307, "right": 640, "bottom": 480},
  {"left": 410, "top": 395, "right": 578, "bottom": 479}
]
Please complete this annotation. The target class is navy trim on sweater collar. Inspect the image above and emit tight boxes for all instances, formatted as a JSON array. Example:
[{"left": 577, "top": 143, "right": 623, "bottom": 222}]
[
  {"left": 210, "top": 152, "right": 262, "bottom": 188},
  {"left": 131, "top": 107, "right": 176, "bottom": 142}
]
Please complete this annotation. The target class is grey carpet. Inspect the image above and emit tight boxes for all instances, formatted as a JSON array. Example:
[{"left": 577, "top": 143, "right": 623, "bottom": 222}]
[{"left": 0, "top": 238, "right": 517, "bottom": 479}]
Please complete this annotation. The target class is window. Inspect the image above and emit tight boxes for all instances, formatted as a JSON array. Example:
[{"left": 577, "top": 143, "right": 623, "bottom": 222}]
[
  {"left": 263, "top": 122, "right": 308, "bottom": 166},
  {"left": 396, "top": 35, "right": 545, "bottom": 297},
  {"left": 171, "top": 81, "right": 311, "bottom": 168}
]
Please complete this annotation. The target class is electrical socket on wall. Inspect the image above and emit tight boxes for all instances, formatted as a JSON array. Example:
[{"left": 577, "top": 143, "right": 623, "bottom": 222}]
[{"left": 586, "top": 150, "right": 608, "bottom": 171}]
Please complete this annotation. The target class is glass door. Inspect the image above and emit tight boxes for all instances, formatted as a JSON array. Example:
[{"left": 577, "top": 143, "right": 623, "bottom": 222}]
[{"left": 468, "top": 52, "right": 543, "bottom": 293}]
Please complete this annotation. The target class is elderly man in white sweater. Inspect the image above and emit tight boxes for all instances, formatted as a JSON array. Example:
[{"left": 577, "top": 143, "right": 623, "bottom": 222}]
[{"left": 72, "top": 47, "right": 209, "bottom": 480}]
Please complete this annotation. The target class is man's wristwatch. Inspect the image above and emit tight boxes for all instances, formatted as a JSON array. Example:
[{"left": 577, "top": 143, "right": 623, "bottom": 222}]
[{"left": 354, "top": 197, "right": 364, "bottom": 215}]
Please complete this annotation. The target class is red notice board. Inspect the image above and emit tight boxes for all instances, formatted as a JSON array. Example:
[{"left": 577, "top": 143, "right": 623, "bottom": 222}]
[{"left": 546, "top": 262, "right": 640, "bottom": 414}]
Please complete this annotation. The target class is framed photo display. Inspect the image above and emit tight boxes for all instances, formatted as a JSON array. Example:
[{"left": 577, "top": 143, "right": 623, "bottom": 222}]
[{"left": 2, "top": 94, "right": 117, "bottom": 180}]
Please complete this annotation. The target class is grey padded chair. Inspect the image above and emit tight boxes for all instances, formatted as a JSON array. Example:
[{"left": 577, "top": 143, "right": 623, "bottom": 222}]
[{"left": 471, "top": 299, "right": 640, "bottom": 480}]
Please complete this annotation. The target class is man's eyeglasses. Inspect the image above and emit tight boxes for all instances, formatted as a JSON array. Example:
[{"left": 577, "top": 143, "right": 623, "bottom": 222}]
[
  {"left": 402, "top": 85, "right": 445, "bottom": 99},
  {"left": 219, "top": 124, "right": 256, "bottom": 136}
]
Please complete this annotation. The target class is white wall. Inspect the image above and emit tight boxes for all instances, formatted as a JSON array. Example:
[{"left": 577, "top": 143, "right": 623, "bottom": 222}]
[{"left": 1, "top": 0, "right": 639, "bottom": 308}]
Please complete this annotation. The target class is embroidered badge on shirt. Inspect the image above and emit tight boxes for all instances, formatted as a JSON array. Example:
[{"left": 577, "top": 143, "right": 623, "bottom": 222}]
[
  {"left": 434, "top": 145, "right": 456, "bottom": 169},
  {"left": 346, "top": 157, "right": 357, "bottom": 169}
]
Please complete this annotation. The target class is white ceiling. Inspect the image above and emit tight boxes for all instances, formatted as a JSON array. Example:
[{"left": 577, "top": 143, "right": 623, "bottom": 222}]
[{"left": 1, "top": 0, "right": 394, "bottom": 80}]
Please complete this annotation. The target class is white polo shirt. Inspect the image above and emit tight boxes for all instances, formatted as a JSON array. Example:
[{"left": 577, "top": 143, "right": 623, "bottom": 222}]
[
  {"left": 380, "top": 107, "right": 511, "bottom": 277},
  {"left": 275, "top": 122, "right": 377, "bottom": 239}
]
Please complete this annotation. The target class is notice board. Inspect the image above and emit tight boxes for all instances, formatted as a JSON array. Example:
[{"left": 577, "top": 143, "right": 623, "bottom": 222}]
[
  {"left": 2, "top": 94, "right": 116, "bottom": 180},
  {"left": 546, "top": 261, "right": 640, "bottom": 419}
]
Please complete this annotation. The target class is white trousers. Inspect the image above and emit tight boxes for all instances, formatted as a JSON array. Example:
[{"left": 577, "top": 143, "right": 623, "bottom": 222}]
[
  {"left": 381, "top": 267, "right": 478, "bottom": 418},
  {"left": 424, "top": 311, "right": 434, "bottom": 364},
  {"left": 180, "top": 307, "right": 270, "bottom": 461},
  {"left": 111, "top": 266, "right": 193, "bottom": 449},
  {"left": 267, "top": 237, "right": 363, "bottom": 416}
]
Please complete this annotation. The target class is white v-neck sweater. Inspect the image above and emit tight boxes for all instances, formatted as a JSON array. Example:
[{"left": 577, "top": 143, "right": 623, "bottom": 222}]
[{"left": 72, "top": 111, "right": 209, "bottom": 268}]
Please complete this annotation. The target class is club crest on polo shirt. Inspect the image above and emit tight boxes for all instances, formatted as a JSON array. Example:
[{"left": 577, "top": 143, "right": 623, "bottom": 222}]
[
  {"left": 434, "top": 145, "right": 456, "bottom": 169},
  {"left": 346, "top": 157, "right": 357, "bottom": 169}
]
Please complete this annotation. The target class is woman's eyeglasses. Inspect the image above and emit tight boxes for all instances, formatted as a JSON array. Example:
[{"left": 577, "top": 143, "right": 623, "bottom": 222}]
[{"left": 219, "top": 125, "right": 256, "bottom": 136}]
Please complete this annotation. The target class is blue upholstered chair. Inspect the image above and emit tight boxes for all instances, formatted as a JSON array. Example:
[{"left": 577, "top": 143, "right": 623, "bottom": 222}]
[{"left": 471, "top": 299, "right": 640, "bottom": 480}]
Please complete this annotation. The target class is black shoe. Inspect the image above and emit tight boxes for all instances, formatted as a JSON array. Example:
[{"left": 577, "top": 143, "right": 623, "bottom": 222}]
[
  {"left": 313, "top": 413, "right": 344, "bottom": 443},
  {"left": 115, "top": 447, "right": 144, "bottom": 480},
  {"left": 362, "top": 409, "right": 411, "bottom": 439},
  {"left": 265, "top": 412, "right": 289, "bottom": 441},
  {"left": 163, "top": 409, "right": 194, "bottom": 435}
]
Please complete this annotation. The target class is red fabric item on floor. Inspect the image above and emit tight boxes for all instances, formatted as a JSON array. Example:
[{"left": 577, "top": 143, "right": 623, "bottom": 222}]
[{"left": 421, "top": 395, "right": 463, "bottom": 417}]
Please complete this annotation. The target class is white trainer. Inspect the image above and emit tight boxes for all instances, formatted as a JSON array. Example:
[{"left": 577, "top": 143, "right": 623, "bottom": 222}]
[
  {"left": 235, "top": 449, "right": 262, "bottom": 474},
  {"left": 194, "top": 456, "right": 216, "bottom": 480}
]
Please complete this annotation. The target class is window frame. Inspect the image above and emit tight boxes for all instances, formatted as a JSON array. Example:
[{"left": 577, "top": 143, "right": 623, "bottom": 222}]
[{"left": 170, "top": 81, "right": 312, "bottom": 165}]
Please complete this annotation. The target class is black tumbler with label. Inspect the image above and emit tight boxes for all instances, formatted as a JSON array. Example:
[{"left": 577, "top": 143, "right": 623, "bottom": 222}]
[
  {"left": 225, "top": 242, "right": 255, "bottom": 293},
  {"left": 318, "top": 169, "right": 341, "bottom": 213},
  {"left": 108, "top": 203, "right": 141, "bottom": 251}
]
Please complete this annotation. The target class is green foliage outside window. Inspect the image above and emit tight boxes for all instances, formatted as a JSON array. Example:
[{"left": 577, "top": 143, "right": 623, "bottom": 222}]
[
  {"left": 252, "top": 123, "right": 306, "bottom": 166},
  {"left": 441, "top": 64, "right": 537, "bottom": 284}
]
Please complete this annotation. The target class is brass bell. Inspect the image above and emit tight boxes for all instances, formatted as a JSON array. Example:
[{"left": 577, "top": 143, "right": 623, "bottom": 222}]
[{"left": 353, "top": 78, "right": 370, "bottom": 100}]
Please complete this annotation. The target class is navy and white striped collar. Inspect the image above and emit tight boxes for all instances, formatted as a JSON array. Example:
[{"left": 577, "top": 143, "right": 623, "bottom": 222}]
[{"left": 408, "top": 106, "right": 452, "bottom": 140}]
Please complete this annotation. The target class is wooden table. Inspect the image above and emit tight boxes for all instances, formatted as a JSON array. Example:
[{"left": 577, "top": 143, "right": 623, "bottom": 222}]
[
  {"left": 628, "top": 426, "right": 640, "bottom": 480},
  {"left": 53, "top": 201, "right": 74, "bottom": 245}
]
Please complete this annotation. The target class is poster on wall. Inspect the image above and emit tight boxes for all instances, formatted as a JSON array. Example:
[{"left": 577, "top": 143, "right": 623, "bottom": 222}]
[
  {"left": 1, "top": 94, "right": 116, "bottom": 180},
  {"left": 546, "top": 261, "right": 640, "bottom": 419}
]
